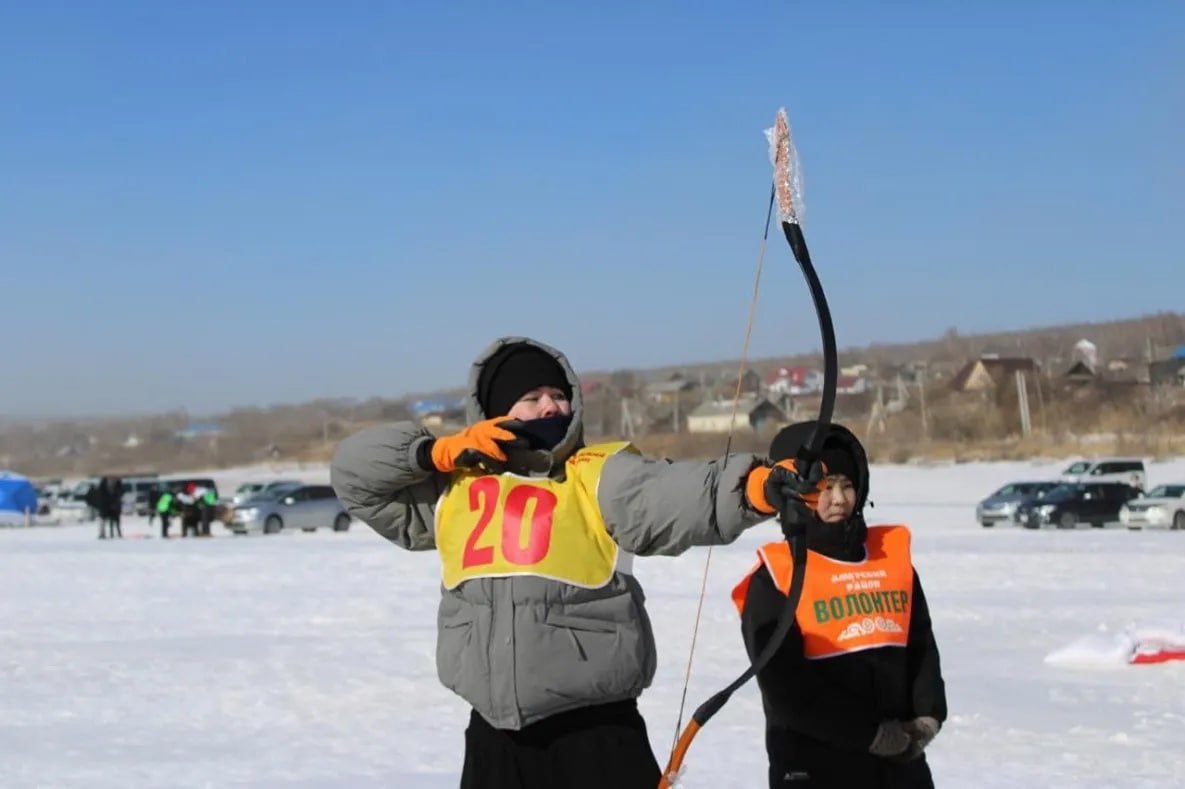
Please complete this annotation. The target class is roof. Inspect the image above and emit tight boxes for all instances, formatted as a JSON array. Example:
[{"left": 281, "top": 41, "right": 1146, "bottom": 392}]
[
  {"left": 949, "top": 356, "right": 1038, "bottom": 390},
  {"left": 767, "top": 366, "right": 818, "bottom": 384},
  {"left": 688, "top": 396, "right": 777, "bottom": 418},
  {"left": 644, "top": 380, "right": 694, "bottom": 394}
]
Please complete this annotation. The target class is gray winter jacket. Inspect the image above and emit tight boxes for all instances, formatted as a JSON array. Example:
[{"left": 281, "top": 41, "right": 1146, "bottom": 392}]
[{"left": 331, "top": 336, "right": 771, "bottom": 729}]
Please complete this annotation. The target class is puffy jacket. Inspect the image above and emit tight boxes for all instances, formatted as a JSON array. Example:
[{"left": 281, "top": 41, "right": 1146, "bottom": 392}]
[{"left": 331, "top": 336, "right": 771, "bottom": 729}]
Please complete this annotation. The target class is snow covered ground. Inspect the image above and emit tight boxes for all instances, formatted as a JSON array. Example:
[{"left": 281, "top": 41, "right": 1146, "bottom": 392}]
[{"left": 3, "top": 457, "right": 1185, "bottom": 788}]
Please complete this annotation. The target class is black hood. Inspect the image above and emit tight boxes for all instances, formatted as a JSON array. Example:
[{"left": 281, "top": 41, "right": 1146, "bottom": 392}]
[
  {"left": 465, "top": 336, "right": 585, "bottom": 476},
  {"left": 768, "top": 420, "right": 871, "bottom": 559}
]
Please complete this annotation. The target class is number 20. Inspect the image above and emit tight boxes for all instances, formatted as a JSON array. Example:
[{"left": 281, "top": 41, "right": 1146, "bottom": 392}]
[{"left": 462, "top": 477, "right": 557, "bottom": 568}]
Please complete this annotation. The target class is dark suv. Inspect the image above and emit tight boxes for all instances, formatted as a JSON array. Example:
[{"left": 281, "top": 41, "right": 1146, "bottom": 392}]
[{"left": 1014, "top": 482, "right": 1142, "bottom": 529}]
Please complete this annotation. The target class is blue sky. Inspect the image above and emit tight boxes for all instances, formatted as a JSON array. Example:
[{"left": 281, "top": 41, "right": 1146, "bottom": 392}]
[{"left": 1, "top": 1, "right": 1182, "bottom": 416}]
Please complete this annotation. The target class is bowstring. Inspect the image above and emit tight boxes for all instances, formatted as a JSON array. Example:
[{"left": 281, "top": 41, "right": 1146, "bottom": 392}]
[{"left": 669, "top": 182, "right": 777, "bottom": 751}]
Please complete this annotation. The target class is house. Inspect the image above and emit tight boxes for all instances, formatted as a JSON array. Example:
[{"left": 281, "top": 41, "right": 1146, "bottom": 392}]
[
  {"left": 767, "top": 366, "right": 824, "bottom": 396},
  {"left": 841, "top": 363, "right": 869, "bottom": 377},
  {"left": 836, "top": 375, "right": 867, "bottom": 395},
  {"left": 1150, "top": 358, "right": 1185, "bottom": 388},
  {"left": 409, "top": 397, "right": 466, "bottom": 417},
  {"left": 686, "top": 396, "right": 785, "bottom": 433},
  {"left": 736, "top": 369, "right": 763, "bottom": 395},
  {"left": 409, "top": 397, "right": 466, "bottom": 428},
  {"left": 642, "top": 378, "right": 696, "bottom": 404},
  {"left": 1064, "top": 360, "right": 1097, "bottom": 385},
  {"left": 176, "top": 422, "right": 224, "bottom": 440},
  {"left": 948, "top": 356, "right": 1039, "bottom": 392}
]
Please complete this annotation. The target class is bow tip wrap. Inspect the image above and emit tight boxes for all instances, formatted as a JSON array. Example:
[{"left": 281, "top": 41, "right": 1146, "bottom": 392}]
[{"left": 764, "top": 107, "right": 805, "bottom": 226}]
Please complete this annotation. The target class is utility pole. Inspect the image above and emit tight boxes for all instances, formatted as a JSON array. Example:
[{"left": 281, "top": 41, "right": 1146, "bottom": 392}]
[
  {"left": 918, "top": 367, "right": 929, "bottom": 441},
  {"left": 1015, "top": 370, "right": 1032, "bottom": 436}
]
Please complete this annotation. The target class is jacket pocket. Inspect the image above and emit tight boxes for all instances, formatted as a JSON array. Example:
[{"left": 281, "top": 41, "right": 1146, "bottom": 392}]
[
  {"left": 436, "top": 615, "right": 474, "bottom": 694},
  {"left": 544, "top": 613, "right": 619, "bottom": 634}
]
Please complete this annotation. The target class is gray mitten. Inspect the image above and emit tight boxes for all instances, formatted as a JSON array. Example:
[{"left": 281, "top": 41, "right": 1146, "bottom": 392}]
[
  {"left": 868, "top": 720, "right": 912, "bottom": 757},
  {"left": 903, "top": 716, "right": 941, "bottom": 749}
]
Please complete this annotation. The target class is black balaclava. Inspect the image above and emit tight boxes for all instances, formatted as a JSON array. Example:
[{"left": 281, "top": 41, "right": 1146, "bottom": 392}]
[
  {"left": 477, "top": 343, "right": 574, "bottom": 451},
  {"left": 769, "top": 420, "right": 870, "bottom": 561}
]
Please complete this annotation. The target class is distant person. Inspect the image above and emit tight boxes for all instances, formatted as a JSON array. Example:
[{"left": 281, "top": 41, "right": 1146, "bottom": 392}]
[
  {"left": 86, "top": 480, "right": 106, "bottom": 539},
  {"left": 197, "top": 485, "right": 216, "bottom": 537},
  {"left": 331, "top": 336, "right": 812, "bottom": 789},
  {"left": 156, "top": 486, "right": 175, "bottom": 538},
  {"left": 177, "top": 483, "right": 200, "bottom": 538},
  {"left": 146, "top": 484, "right": 161, "bottom": 528},
  {"left": 101, "top": 476, "right": 124, "bottom": 538},
  {"left": 731, "top": 421, "right": 948, "bottom": 789}
]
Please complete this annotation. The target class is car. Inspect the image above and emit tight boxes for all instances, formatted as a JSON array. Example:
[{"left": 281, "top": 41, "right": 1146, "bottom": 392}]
[
  {"left": 976, "top": 481, "right": 1061, "bottom": 527},
  {"left": 117, "top": 475, "right": 161, "bottom": 515},
  {"left": 1120, "top": 484, "right": 1185, "bottom": 530},
  {"left": 229, "top": 484, "right": 351, "bottom": 535},
  {"left": 1059, "top": 458, "right": 1146, "bottom": 490},
  {"left": 1013, "top": 482, "right": 1142, "bottom": 529},
  {"left": 229, "top": 480, "right": 301, "bottom": 506}
]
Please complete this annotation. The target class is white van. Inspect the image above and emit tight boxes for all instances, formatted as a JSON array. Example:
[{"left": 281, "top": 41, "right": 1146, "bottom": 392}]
[{"left": 1060, "top": 458, "right": 1146, "bottom": 490}]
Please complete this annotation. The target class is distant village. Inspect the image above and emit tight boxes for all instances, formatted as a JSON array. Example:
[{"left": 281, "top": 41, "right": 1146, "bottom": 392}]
[
  {"left": 5, "top": 315, "right": 1185, "bottom": 478},
  {"left": 407, "top": 337, "right": 1185, "bottom": 442}
]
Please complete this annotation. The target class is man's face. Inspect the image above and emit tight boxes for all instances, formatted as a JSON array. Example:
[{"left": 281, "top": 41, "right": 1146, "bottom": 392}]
[
  {"left": 505, "top": 386, "right": 572, "bottom": 421},
  {"left": 816, "top": 474, "right": 856, "bottom": 523}
]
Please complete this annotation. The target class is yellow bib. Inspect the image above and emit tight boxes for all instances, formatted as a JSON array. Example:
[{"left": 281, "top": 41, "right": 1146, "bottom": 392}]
[{"left": 435, "top": 442, "right": 633, "bottom": 590}]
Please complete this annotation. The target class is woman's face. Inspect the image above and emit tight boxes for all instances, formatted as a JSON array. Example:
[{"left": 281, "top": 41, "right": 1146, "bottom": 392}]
[
  {"left": 505, "top": 386, "right": 572, "bottom": 421},
  {"left": 816, "top": 474, "right": 857, "bottom": 523}
]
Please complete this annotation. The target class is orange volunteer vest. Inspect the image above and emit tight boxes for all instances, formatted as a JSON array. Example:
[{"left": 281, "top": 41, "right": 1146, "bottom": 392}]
[
  {"left": 435, "top": 441, "right": 635, "bottom": 590},
  {"left": 731, "top": 525, "right": 914, "bottom": 659}
]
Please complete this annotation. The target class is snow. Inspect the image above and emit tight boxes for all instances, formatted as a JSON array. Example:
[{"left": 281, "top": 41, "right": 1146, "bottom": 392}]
[{"left": 3, "top": 456, "right": 1185, "bottom": 788}]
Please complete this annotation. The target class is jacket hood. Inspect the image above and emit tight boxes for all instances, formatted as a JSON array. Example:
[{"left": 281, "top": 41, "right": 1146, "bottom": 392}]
[
  {"left": 769, "top": 420, "right": 872, "bottom": 559},
  {"left": 466, "top": 336, "right": 585, "bottom": 473},
  {"left": 769, "top": 420, "right": 871, "bottom": 516}
]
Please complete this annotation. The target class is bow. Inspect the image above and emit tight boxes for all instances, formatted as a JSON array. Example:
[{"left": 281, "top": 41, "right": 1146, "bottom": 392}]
[{"left": 659, "top": 108, "right": 838, "bottom": 788}]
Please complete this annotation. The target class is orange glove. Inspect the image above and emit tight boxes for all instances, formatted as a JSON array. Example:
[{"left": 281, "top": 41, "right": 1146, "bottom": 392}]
[
  {"left": 745, "top": 458, "right": 827, "bottom": 515},
  {"left": 428, "top": 418, "right": 526, "bottom": 473}
]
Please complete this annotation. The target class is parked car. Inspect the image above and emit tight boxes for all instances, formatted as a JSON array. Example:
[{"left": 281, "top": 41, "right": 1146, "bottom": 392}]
[
  {"left": 118, "top": 475, "right": 161, "bottom": 515},
  {"left": 1120, "top": 484, "right": 1185, "bottom": 530},
  {"left": 229, "top": 484, "right": 351, "bottom": 535},
  {"left": 230, "top": 480, "right": 301, "bottom": 506},
  {"left": 976, "top": 480, "right": 1061, "bottom": 527},
  {"left": 1014, "top": 482, "right": 1142, "bottom": 529},
  {"left": 1059, "top": 458, "right": 1146, "bottom": 490}
]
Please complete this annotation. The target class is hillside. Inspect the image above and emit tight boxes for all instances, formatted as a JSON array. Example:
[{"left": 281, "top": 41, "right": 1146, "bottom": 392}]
[{"left": 5, "top": 311, "right": 1185, "bottom": 479}]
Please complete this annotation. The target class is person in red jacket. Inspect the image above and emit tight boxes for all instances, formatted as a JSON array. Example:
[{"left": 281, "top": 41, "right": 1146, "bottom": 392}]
[{"left": 732, "top": 421, "right": 947, "bottom": 788}]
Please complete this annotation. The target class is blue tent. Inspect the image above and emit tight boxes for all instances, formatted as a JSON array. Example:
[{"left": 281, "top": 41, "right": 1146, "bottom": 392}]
[{"left": 0, "top": 472, "right": 38, "bottom": 516}]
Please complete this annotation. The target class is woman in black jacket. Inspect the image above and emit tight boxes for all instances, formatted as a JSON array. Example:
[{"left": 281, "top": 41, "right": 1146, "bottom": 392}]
[{"left": 734, "top": 421, "right": 947, "bottom": 788}]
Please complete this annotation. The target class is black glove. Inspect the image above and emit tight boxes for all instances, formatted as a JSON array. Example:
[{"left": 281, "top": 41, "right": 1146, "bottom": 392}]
[
  {"left": 416, "top": 419, "right": 528, "bottom": 474},
  {"left": 764, "top": 456, "right": 826, "bottom": 540}
]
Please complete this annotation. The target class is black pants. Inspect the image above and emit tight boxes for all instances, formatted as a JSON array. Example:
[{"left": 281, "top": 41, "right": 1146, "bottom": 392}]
[
  {"left": 459, "top": 700, "right": 661, "bottom": 789},
  {"left": 768, "top": 739, "right": 935, "bottom": 789},
  {"left": 160, "top": 513, "right": 171, "bottom": 538},
  {"left": 105, "top": 513, "right": 122, "bottom": 538}
]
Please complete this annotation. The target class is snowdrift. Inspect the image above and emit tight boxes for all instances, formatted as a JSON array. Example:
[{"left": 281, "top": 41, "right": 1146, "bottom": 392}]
[{"left": 1045, "top": 622, "right": 1185, "bottom": 668}]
